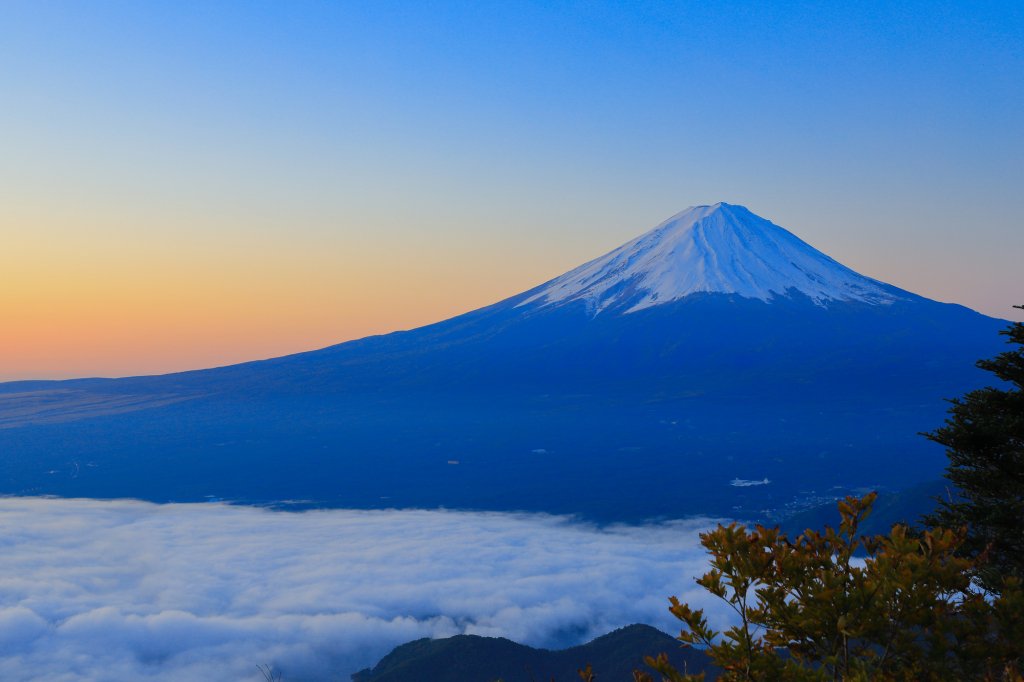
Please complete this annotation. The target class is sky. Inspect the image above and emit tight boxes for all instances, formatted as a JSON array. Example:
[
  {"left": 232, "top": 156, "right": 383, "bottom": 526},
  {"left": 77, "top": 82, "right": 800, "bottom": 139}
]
[
  {"left": 2, "top": 1, "right": 1022, "bottom": 381},
  {"left": 0, "top": 498, "right": 725, "bottom": 681}
]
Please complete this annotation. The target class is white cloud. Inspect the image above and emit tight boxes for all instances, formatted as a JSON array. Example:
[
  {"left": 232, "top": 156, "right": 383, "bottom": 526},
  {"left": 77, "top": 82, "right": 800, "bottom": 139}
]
[{"left": 0, "top": 498, "right": 729, "bottom": 681}]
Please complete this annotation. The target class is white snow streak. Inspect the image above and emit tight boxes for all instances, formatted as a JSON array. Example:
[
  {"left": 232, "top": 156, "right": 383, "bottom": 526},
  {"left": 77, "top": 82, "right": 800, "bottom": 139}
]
[{"left": 520, "top": 203, "right": 904, "bottom": 314}]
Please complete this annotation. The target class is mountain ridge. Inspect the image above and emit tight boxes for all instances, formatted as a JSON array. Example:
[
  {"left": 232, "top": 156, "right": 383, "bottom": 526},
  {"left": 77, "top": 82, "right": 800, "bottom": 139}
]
[
  {"left": 350, "top": 624, "right": 713, "bottom": 682},
  {"left": 519, "top": 203, "right": 909, "bottom": 315},
  {"left": 0, "top": 204, "right": 1007, "bottom": 521}
]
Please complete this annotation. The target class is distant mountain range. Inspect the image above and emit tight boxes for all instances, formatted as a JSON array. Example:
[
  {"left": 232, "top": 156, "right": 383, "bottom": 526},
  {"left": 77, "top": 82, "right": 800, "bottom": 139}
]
[
  {"left": 0, "top": 203, "right": 1006, "bottom": 520},
  {"left": 351, "top": 624, "right": 712, "bottom": 682}
]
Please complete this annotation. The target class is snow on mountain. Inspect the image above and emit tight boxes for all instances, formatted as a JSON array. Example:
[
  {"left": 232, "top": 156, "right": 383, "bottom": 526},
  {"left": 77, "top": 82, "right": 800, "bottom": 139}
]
[
  {"left": 0, "top": 200, "right": 1006, "bottom": 521},
  {"left": 520, "top": 202, "right": 906, "bottom": 314}
]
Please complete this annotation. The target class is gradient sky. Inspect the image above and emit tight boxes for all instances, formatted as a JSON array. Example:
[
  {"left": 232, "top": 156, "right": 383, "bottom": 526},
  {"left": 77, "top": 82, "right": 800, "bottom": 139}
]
[{"left": 3, "top": 1, "right": 1022, "bottom": 381}]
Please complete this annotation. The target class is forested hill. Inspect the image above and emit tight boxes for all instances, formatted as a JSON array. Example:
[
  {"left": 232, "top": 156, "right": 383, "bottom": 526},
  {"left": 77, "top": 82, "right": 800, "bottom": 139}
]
[{"left": 351, "top": 624, "right": 713, "bottom": 682}]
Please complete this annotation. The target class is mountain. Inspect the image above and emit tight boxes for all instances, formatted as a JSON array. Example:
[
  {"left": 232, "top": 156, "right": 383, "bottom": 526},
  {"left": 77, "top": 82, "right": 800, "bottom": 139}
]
[
  {"left": 0, "top": 203, "right": 1007, "bottom": 520},
  {"left": 520, "top": 203, "right": 903, "bottom": 313},
  {"left": 350, "top": 624, "right": 712, "bottom": 682}
]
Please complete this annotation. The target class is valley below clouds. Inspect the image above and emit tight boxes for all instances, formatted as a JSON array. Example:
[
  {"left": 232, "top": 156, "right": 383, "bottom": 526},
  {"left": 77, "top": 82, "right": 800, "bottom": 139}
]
[{"left": 0, "top": 497, "right": 727, "bottom": 681}]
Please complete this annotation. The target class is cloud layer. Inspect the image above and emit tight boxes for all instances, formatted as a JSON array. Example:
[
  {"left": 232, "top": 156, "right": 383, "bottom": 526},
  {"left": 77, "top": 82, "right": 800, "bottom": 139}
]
[{"left": 0, "top": 498, "right": 728, "bottom": 681}]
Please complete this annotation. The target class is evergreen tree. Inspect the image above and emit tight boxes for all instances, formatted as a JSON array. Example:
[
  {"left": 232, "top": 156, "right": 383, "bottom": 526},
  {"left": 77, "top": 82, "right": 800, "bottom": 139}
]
[
  {"left": 639, "top": 494, "right": 1023, "bottom": 681},
  {"left": 924, "top": 307, "right": 1024, "bottom": 592}
]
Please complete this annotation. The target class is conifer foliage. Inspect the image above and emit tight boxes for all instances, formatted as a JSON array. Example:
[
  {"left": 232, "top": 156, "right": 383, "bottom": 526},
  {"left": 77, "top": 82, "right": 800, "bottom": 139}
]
[
  {"left": 924, "top": 307, "right": 1024, "bottom": 592},
  {"left": 638, "top": 493, "right": 1023, "bottom": 681}
]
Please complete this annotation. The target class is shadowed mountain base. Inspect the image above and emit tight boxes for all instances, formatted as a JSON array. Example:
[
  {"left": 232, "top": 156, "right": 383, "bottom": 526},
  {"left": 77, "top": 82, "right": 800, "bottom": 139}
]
[
  {"left": 350, "top": 624, "right": 713, "bottom": 682},
  {"left": 0, "top": 205, "right": 1008, "bottom": 522}
]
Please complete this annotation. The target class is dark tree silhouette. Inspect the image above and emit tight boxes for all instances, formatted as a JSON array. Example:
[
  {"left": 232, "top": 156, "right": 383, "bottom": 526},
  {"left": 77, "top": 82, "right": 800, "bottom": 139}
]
[
  {"left": 925, "top": 306, "right": 1024, "bottom": 592},
  {"left": 641, "top": 494, "right": 1023, "bottom": 681}
]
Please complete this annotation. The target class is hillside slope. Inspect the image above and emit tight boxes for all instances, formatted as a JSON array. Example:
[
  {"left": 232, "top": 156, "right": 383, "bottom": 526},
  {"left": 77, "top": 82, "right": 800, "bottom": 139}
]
[
  {"left": 0, "top": 204, "right": 1006, "bottom": 520},
  {"left": 351, "top": 624, "right": 712, "bottom": 682}
]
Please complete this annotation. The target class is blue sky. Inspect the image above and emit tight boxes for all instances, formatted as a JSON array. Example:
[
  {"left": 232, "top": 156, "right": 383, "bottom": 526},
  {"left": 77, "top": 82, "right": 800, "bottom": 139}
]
[{"left": 2, "top": 1, "right": 1022, "bottom": 378}]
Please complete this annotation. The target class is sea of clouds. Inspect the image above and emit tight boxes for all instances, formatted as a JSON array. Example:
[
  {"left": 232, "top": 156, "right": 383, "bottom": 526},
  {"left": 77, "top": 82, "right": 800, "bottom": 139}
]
[{"left": 0, "top": 497, "right": 731, "bottom": 681}]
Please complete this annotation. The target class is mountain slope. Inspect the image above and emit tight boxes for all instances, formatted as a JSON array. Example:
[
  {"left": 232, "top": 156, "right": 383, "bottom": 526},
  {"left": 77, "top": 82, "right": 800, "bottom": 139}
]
[
  {"left": 0, "top": 204, "right": 1007, "bottom": 520},
  {"left": 521, "top": 203, "right": 904, "bottom": 313},
  {"left": 350, "top": 624, "right": 712, "bottom": 682}
]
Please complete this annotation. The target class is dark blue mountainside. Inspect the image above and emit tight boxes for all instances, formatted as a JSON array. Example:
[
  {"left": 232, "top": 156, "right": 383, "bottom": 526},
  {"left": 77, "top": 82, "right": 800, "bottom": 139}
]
[
  {"left": 350, "top": 624, "right": 713, "bottom": 682},
  {"left": 0, "top": 204, "right": 1007, "bottom": 521}
]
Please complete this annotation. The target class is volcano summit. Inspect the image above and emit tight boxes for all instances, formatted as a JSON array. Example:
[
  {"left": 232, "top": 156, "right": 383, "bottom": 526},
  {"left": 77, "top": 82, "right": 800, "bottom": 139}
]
[
  {"left": 522, "top": 203, "right": 902, "bottom": 313},
  {"left": 0, "top": 204, "right": 1006, "bottom": 520}
]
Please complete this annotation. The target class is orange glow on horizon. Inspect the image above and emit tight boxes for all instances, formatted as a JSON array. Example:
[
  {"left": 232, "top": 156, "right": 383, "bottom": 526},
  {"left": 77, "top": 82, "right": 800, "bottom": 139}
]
[
  {"left": 1, "top": 207, "right": 560, "bottom": 381},
  {"left": 5, "top": 200, "right": 1021, "bottom": 382}
]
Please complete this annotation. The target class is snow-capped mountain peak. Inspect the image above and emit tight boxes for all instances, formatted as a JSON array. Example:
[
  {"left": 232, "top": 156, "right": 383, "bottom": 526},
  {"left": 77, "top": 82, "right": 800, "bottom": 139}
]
[{"left": 519, "top": 202, "right": 905, "bottom": 314}]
